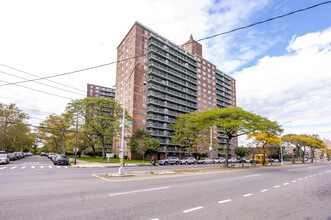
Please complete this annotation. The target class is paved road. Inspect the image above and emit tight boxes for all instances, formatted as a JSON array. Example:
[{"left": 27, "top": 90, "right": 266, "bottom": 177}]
[{"left": 0, "top": 156, "right": 330, "bottom": 220}]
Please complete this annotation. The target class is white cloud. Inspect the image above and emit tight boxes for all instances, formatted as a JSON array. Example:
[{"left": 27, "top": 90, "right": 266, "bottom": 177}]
[{"left": 234, "top": 27, "right": 331, "bottom": 140}]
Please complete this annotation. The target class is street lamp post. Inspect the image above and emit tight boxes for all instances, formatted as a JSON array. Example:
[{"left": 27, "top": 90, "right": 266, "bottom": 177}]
[
  {"left": 118, "top": 62, "right": 140, "bottom": 175},
  {"left": 280, "top": 121, "right": 291, "bottom": 165}
]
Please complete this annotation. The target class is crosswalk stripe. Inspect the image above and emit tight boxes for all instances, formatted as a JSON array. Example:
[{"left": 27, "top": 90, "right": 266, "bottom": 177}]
[
  {"left": 56, "top": 166, "right": 60, "bottom": 168},
  {"left": 21, "top": 166, "right": 26, "bottom": 169},
  {"left": 0, "top": 167, "right": 8, "bottom": 169},
  {"left": 40, "top": 166, "right": 44, "bottom": 169},
  {"left": 10, "top": 166, "right": 17, "bottom": 169},
  {"left": 31, "top": 166, "right": 35, "bottom": 169}
]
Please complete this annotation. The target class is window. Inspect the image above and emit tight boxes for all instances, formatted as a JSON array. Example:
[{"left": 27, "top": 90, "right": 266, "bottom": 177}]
[
  {"left": 144, "top": 66, "right": 147, "bottom": 71},
  {"left": 143, "top": 104, "right": 146, "bottom": 109},
  {"left": 145, "top": 30, "right": 148, "bottom": 35},
  {"left": 90, "top": 89, "right": 93, "bottom": 93},
  {"left": 144, "top": 73, "right": 147, "bottom": 78},
  {"left": 90, "top": 85, "right": 93, "bottom": 89},
  {"left": 142, "top": 120, "right": 146, "bottom": 124},
  {"left": 144, "top": 37, "right": 148, "bottom": 42},
  {"left": 203, "top": 83, "right": 206, "bottom": 87},
  {"left": 142, "top": 111, "right": 145, "bottom": 116},
  {"left": 144, "top": 44, "right": 148, "bottom": 49},
  {"left": 143, "top": 88, "right": 147, "bottom": 93},
  {"left": 143, "top": 81, "right": 147, "bottom": 85}
]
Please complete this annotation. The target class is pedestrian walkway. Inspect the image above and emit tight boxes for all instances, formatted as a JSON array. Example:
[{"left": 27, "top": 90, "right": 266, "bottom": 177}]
[{"left": 0, "top": 165, "right": 69, "bottom": 170}]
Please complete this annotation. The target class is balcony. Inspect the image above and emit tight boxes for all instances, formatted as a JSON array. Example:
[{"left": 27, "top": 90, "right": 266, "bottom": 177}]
[
  {"left": 148, "top": 91, "right": 197, "bottom": 108},
  {"left": 159, "top": 146, "right": 188, "bottom": 153},
  {"left": 149, "top": 63, "right": 196, "bottom": 84},
  {"left": 149, "top": 36, "right": 196, "bottom": 66}
]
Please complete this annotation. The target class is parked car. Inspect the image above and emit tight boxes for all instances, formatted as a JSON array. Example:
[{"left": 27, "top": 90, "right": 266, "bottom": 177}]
[
  {"left": 0, "top": 151, "right": 7, "bottom": 154},
  {"left": 40, "top": 152, "right": 46, "bottom": 156},
  {"left": 250, "top": 154, "right": 268, "bottom": 164},
  {"left": 25, "top": 152, "right": 33, "bottom": 156},
  {"left": 159, "top": 157, "right": 180, "bottom": 165},
  {"left": 273, "top": 159, "right": 280, "bottom": 162},
  {"left": 53, "top": 155, "right": 69, "bottom": 165},
  {"left": 228, "top": 157, "right": 238, "bottom": 163},
  {"left": 213, "top": 157, "right": 226, "bottom": 164},
  {"left": 198, "top": 158, "right": 214, "bottom": 164},
  {"left": 8, "top": 153, "right": 17, "bottom": 161},
  {"left": 180, "top": 157, "right": 197, "bottom": 165},
  {"left": 242, "top": 157, "right": 251, "bottom": 163},
  {"left": 0, "top": 154, "right": 10, "bottom": 164},
  {"left": 47, "top": 153, "right": 55, "bottom": 160},
  {"left": 236, "top": 158, "right": 243, "bottom": 163}
]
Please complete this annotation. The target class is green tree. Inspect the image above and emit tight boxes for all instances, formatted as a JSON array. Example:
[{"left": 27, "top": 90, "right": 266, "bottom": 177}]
[
  {"left": 171, "top": 112, "right": 203, "bottom": 156},
  {"left": 65, "top": 97, "right": 128, "bottom": 160},
  {"left": 305, "top": 135, "right": 325, "bottom": 163},
  {"left": 0, "top": 103, "right": 31, "bottom": 151},
  {"left": 39, "top": 114, "right": 71, "bottom": 154},
  {"left": 282, "top": 134, "right": 310, "bottom": 164},
  {"left": 235, "top": 147, "right": 249, "bottom": 167},
  {"left": 129, "top": 129, "right": 160, "bottom": 162},
  {"left": 196, "top": 107, "right": 282, "bottom": 167}
]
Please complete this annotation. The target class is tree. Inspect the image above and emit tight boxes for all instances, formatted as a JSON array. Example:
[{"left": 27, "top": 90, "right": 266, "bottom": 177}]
[
  {"left": 171, "top": 112, "right": 203, "bottom": 156},
  {"left": 38, "top": 114, "right": 71, "bottom": 154},
  {"left": 305, "top": 135, "right": 325, "bottom": 163},
  {"left": 65, "top": 97, "right": 129, "bottom": 160},
  {"left": 282, "top": 134, "right": 310, "bottom": 164},
  {"left": 248, "top": 132, "right": 281, "bottom": 165},
  {"left": 196, "top": 107, "right": 282, "bottom": 167},
  {"left": 235, "top": 147, "right": 249, "bottom": 167},
  {"left": 129, "top": 129, "right": 160, "bottom": 162},
  {"left": 0, "top": 103, "right": 32, "bottom": 151}
]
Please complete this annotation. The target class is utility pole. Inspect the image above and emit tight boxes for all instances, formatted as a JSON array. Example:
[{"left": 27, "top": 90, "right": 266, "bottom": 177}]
[
  {"left": 210, "top": 127, "right": 212, "bottom": 159},
  {"left": 74, "top": 113, "right": 78, "bottom": 165}
]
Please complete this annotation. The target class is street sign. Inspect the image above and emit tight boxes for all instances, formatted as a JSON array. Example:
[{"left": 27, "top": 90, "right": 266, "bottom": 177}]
[
  {"left": 73, "top": 147, "right": 78, "bottom": 152},
  {"left": 209, "top": 147, "right": 212, "bottom": 151},
  {"left": 119, "top": 121, "right": 133, "bottom": 127}
]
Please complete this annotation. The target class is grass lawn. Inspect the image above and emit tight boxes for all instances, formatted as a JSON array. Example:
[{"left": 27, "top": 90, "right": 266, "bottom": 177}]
[{"left": 68, "top": 155, "right": 147, "bottom": 164}]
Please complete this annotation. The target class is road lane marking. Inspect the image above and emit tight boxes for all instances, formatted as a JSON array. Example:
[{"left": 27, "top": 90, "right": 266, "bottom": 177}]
[
  {"left": 292, "top": 180, "right": 297, "bottom": 182},
  {"left": 245, "top": 174, "right": 262, "bottom": 178},
  {"left": 273, "top": 185, "right": 280, "bottom": 188},
  {"left": 183, "top": 206, "right": 203, "bottom": 213},
  {"left": 109, "top": 186, "right": 170, "bottom": 197},
  {"left": 298, "top": 178, "right": 303, "bottom": 180},
  {"left": 260, "top": 189, "right": 269, "bottom": 192},
  {"left": 64, "top": 166, "right": 68, "bottom": 168},
  {"left": 40, "top": 166, "right": 44, "bottom": 169},
  {"left": 21, "top": 166, "right": 26, "bottom": 169},
  {"left": 56, "top": 166, "right": 60, "bottom": 168},
  {"left": 309, "top": 175, "right": 312, "bottom": 177},
  {"left": 10, "top": 166, "right": 17, "bottom": 169},
  {"left": 243, "top": 194, "right": 253, "bottom": 197},
  {"left": 0, "top": 167, "right": 8, "bottom": 169},
  {"left": 31, "top": 166, "right": 35, "bottom": 169},
  {"left": 304, "top": 177, "right": 308, "bottom": 179},
  {"left": 48, "top": 166, "right": 52, "bottom": 168},
  {"left": 283, "top": 183, "right": 289, "bottom": 185},
  {"left": 219, "top": 199, "right": 232, "bottom": 204}
]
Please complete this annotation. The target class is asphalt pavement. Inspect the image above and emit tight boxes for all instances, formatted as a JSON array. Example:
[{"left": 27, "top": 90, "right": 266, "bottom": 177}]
[{"left": 0, "top": 156, "right": 330, "bottom": 220}]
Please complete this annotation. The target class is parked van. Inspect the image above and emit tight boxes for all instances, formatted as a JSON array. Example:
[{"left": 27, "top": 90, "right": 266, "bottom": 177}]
[{"left": 250, "top": 154, "right": 268, "bottom": 164}]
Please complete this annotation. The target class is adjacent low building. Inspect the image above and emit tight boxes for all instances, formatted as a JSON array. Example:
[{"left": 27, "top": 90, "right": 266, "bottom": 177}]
[{"left": 87, "top": 83, "right": 115, "bottom": 99}]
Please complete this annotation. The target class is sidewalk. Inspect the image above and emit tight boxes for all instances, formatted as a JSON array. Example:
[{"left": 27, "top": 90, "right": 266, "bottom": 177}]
[{"left": 69, "top": 158, "right": 139, "bottom": 168}]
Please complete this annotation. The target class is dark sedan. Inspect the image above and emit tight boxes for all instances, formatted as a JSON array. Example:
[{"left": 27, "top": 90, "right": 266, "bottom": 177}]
[{"left": 53, "top": 155, "right": 69, "bottom": 165}]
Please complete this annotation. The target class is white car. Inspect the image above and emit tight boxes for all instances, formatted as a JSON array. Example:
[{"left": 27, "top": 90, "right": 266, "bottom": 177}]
[
  {"left": 213, "top": 157, "right": 226, "bottom": 164},
  {"left": 0, "top": 154, "right": 10, "bottom": 164},
  {"left": 228, "top": 157, "right": 238, "bottom": 163},
  {"left": 198, "top": 158, "right": 214, "bottom": 164},
  {"left": 180, "top": 157, "right": 197, "bottom": 165}
]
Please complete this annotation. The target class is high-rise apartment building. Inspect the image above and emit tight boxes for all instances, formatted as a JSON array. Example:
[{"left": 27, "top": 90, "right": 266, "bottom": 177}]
[
  {"left": 87, "top": 83, "right": 115, "bottom": 99},
  {"left": 114, "top": 22, "right": 236, "bottom": 159}
]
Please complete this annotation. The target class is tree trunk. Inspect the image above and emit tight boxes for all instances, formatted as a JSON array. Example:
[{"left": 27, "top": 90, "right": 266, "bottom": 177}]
[
  {"left": 262, "top": 145, "right": 266, "bottom": 166},
  {"left": 225, "top": 137, "right": 231, "bottom": 167},
  {"left": 100, "top": 135, "right": 105, "bottom": 160},
  {"left": 302, "top": 147, "right": 306, "bottom": 163},
  {"left": 61, "top": 135, "right": 65, "bottom": 155},
  {"left": 91, "top": 145, "right": 96, "bottom": 157},
  {"left": 2, "top": 128, "right": 6, "bottom": 151},
  {"left": 292, "top": 147, "right": 296, "bottom": 164},
  {"left": 311, "top": 147, "right": 314, "bottom": 163}
]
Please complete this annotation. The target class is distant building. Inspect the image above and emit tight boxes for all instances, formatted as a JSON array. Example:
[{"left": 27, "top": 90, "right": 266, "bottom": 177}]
[
  {"left": 87, "top": 84, "right": 115, "bottom": 99},
  {"left": 113, "top": 22, "right": 236, "bottom": 159}
]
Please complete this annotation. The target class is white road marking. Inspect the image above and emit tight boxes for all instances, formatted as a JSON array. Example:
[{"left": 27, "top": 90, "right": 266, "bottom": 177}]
[
  {"left": 56, "top": 166, "right": 60, "bottom": 168},
  {"left": 21, "top": 166, "right": 26, "bottom": 169},
  {"left": 183, "top": 206, "right": 203, "bottom": 213},
  {"left": 288, "top": 169, "right": 296, "bottom": 171},
  {"left": 273, "top": 185, "right": 280, "bottom": 188},
  {"left": 31, "top": 166, "right": 35, "bottom": 169},
  {"left": 48, "top": 166, "right": 52, "bottom": 168},
  {"left": 64, "top": 166, "right": 68, "bottom": 168},
  {"left": 10, "top": 166, "right": 17, "bottom": 169},
  {"left": 0, "top": 167, "right": 8, "bottom": 169},
  {"left": 219, "top": 199, "right": 232, "bottom": 204},
  {"left": 283, "top": 183, "right": 289, "bottom": 185},
  {"left": 245, "top": 174, "right": 262, "bottom": 178},
  {"left": 243, "top": 194, "right": 253, "bottom": 197},
  {"left": 298, "top": 178, "right": 303, "bottom": 180},
  {"left": 260, "top": 189, "right": 269, "bottom": 192},
  {"left": 40, "top": 166, "right": 44, "bottom": 169},
  {"left": 309, "top": 175, "right": 312, "bottom": 177},
  {"left": 292, "top": 180, "right": 297, "bottom": 183},
  {"left": 109, "top": 186, "right": 170, "bottom": 197},
  {"left": 304, "top": 177, "right": 308, "bottom": 179}
]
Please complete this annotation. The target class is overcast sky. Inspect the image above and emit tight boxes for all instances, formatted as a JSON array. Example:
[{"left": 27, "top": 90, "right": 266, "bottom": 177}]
[{"left": 1, "top": 0, "right": 331, "bottom": 142}]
